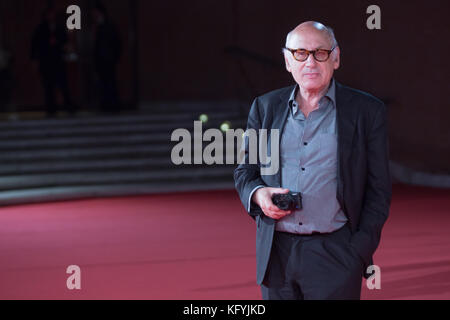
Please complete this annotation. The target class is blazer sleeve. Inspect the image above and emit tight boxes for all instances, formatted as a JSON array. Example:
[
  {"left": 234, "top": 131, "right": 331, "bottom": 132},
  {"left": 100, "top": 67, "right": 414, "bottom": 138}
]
[
  {"left": 234, "top": 98, "right": 267, "bottom": 219},
  {"left": 350, "top": 102, "right": 392, "bottom": 264}
]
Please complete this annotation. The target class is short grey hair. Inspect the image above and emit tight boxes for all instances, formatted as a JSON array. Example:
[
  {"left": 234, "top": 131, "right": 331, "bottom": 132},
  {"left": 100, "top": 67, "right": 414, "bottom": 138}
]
[
  {"left": 326, "top": 26, "right": 339, "bottom": 48},
  {"left": 285, "top": 23, "right": 339, "bottom": 48}
]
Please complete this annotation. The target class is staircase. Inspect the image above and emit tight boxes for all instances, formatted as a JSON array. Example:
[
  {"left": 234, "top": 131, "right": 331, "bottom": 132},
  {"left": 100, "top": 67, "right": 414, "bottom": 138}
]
[{"left": 0, "top": 104, "right": 248, "bottom": 206}]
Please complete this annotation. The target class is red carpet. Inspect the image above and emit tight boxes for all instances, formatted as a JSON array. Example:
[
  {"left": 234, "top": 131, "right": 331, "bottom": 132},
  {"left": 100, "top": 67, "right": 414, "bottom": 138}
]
[{"left": 0, "top": 183, "right": 449, "bottom": 300}]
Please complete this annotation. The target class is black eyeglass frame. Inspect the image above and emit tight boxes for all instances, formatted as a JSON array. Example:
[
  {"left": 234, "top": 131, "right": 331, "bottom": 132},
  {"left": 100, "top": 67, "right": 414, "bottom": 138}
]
[{"left": 283, "top": 46, "right": 336, "bottom": 62}]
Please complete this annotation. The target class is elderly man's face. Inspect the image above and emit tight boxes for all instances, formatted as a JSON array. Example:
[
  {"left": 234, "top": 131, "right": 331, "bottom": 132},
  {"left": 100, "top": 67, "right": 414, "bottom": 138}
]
[{"left": 285, "top": 29, "right": 340, "bottom": 92}]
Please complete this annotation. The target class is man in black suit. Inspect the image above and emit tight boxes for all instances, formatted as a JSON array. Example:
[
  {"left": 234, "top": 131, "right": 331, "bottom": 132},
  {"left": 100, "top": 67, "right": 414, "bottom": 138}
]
[
  {"left": 234, "top": 21, "right": 392, "bottom": 300},
  {"left": 31, "top": 3, "right": 74, "bottom": 117},
  {"left": 92, "top": 1, "right": 122, "bottom": 113}
]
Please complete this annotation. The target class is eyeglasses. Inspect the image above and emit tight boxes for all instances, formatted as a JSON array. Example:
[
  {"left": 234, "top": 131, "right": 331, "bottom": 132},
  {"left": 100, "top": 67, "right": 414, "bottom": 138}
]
[{"left": 283, "top": 46, "right": 336, "bottom": 62}]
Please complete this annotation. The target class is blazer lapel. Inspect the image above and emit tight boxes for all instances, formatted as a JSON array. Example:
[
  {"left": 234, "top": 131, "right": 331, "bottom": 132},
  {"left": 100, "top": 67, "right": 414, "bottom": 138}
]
[
  {"left": 268, "top": 86, "right": 293, "bottom": 187},
  {"left": 335, "top": 81, "right": 357, "bottom": 208}
]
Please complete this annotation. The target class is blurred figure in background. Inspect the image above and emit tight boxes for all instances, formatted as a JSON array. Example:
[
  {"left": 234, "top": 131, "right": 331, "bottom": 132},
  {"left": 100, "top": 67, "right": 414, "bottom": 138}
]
[
  {"left": 0, "top": 22, "right": 13, "bottom": 113},
  {"left": 92, "top": 1, "right": 122, "bottom": 113},
  {"left": 31, "top": 2, "right": 75, "bottom": 117}
]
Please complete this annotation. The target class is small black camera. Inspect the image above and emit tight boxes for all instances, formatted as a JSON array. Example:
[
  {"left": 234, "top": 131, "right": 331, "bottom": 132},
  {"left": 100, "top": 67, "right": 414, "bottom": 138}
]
[{"left": 272, "top": 192, "right": 303, "bottom": 211}]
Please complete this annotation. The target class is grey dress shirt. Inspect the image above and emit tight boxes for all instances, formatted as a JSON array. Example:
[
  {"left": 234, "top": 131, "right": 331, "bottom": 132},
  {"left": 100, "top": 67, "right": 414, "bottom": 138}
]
[{"left": 275, "top": 79, "right": 348, "bottom": 234}]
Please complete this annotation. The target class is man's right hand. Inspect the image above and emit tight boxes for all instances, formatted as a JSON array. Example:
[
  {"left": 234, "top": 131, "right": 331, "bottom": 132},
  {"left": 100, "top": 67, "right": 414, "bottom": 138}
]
[{"left": 252, "top": 187, "right": 292, "bottom": 220}]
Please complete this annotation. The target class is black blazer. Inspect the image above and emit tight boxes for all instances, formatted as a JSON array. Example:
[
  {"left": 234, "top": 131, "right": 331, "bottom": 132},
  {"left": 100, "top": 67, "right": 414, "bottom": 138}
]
[{"left": 234, "top": 81, "right": 392, "bottom": 284}]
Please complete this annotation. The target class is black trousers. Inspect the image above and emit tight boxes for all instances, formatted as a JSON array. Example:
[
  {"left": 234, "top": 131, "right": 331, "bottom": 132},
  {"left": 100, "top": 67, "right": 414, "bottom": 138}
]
[
  {"left": 261, "top": 223, "right": 364, "bottom": 300},
  {"left": 96, "top": 63, "right": 120, "bottom": 112},
  {"left": 40, "top": 65, "right": 73, "bottom": 115}
]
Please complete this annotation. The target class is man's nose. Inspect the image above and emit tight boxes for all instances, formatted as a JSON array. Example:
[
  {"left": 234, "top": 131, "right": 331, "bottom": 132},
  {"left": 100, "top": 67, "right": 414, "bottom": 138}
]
[{"left": 305, "top": 53, "right": 317, "bottom": 67}]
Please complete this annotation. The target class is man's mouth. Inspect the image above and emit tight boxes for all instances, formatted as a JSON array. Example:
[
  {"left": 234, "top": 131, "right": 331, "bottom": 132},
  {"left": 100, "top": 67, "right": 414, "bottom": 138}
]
[{"left": 304, "top": 73, "right": 320, "bottom": 78}]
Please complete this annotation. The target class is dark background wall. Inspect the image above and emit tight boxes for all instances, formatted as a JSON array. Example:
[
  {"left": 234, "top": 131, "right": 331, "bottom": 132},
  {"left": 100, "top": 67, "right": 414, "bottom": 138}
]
[
  {"left": 0, "top": 0, "right": 449, "bottom": 173},
  {"left": 0, "top": 0, "right": 135, "bottom": 109}
]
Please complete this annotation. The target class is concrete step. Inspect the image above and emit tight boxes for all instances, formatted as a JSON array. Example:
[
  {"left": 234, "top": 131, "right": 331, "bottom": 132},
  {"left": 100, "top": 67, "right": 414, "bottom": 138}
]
[
  {"left": 0, "top": 119, "right": 247, "bottom": 140},
  {"left": 0, "top": 110, "right": 243, "bottom": 130},
  {"left": 0, "top": 133, "right": 172, "bottom": 151},
  {"left": 0, "top": 166, "right": 235, "bottom": 191},
  {"left": 0, "top": 158, "right": 239, "bottom": 175},
  {"left": 0, "top": 144, "right": 171, "bottom": 163},
  {"left": 0, "top": 142, "right": 242, "bottom": 164},
  {"left": 0, "top": 180, "right": 236, "bottom": 207}
]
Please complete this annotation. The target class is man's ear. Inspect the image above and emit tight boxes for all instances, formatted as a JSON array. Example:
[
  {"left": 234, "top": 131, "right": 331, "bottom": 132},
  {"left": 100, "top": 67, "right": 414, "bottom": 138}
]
[
  {"left": 284, "top": 53, "right": 292, "bottom": 73},
  {"left": 333, "top": 46, "right": 340, "bottom": 70}
]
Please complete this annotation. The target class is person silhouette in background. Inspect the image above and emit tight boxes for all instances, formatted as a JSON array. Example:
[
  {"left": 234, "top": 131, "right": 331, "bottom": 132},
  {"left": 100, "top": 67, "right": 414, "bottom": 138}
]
[
  {"left": 92, "top": 1, "right": 122, "bottom": 113},
  {"left": 31, "top": 2, "right": 74, "bottom": 117}
]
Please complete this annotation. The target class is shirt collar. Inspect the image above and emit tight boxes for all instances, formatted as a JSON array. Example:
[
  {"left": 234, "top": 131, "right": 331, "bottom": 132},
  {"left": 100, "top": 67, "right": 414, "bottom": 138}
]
[{"left": 288, "top": 78, "right": 336, "bottom": 110}]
